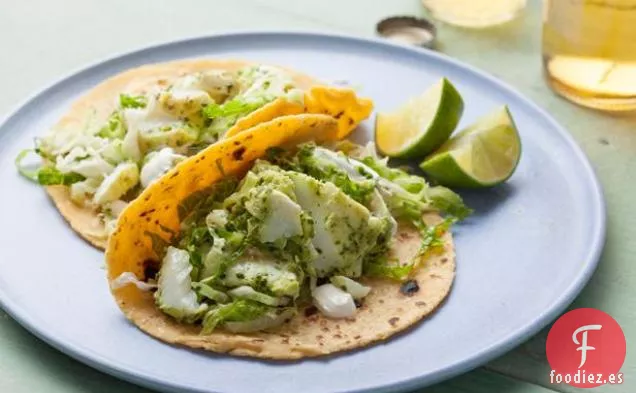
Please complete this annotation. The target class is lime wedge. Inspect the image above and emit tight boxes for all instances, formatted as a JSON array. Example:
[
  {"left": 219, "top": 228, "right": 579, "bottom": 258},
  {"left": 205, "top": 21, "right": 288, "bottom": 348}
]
[
  {"left": 375, "top": 78, "right": 464, "bottom": 158},
  {"left": 420, "top": 106, "right": 521, "bottom": 188}
]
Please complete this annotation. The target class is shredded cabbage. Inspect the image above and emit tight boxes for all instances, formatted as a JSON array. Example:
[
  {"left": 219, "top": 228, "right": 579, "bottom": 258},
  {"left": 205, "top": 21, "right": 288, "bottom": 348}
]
[
  {"left": 201, "top": 299, "right": 271, "bottom": 333},
  {"left": 228, "top": 286, "right": 290, "bottom": 307},
  {"left": 330, "top": 276, "right": 371, "bottom": 299}
]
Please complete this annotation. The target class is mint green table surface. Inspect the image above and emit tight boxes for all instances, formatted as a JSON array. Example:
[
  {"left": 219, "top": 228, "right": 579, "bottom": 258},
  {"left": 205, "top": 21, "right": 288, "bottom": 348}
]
[{"left": 0, "top": 1, "right": 633, "bottom": 392}]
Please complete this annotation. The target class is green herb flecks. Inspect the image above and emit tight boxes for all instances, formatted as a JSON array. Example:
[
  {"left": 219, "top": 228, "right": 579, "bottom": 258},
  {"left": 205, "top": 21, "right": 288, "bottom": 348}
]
[
  {"left": 176, "top": 179, "right": 243, "bottom": 282},
  {"left": 269, "top": 144, "right": 376, "bottom": 205}
]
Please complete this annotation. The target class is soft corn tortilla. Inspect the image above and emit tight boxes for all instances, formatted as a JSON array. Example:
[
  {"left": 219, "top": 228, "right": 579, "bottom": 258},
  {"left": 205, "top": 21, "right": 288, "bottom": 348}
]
[
  {"left": 45, "top": 59, "right": 321, "bottom": 249},
  {"left": 106, "top": 120, "right": 455, "bottom": 359}
]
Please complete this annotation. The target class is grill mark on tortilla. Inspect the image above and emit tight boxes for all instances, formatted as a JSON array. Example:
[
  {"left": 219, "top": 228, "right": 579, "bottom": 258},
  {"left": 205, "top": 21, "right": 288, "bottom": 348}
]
[
  {"left": 304, "top": 306, "right": 318, "bottom": 317},
  {"left": 232, "top": 146, "right": 246, "bottom": 161},
  {"left": 142, "top": 259, "right": 159, "bottom": 281},
  {"left": 400, "top": 279, "right": 420, "bottom": 296}
]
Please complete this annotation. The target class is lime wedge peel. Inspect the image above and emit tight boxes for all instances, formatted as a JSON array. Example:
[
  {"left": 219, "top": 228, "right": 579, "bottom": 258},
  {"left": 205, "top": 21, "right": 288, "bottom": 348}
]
[
  {"left": 375, "top": 78, "right": 464, "bottom": 159},
  {"left": 420, "top": 106, "right": 521, "bottom": 188}
]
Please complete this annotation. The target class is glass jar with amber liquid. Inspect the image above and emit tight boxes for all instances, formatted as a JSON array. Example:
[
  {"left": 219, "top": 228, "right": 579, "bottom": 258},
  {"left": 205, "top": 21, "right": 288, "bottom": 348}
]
[
  {"left": 422, "top": 0, "right": 527, "bottom": 28},
  {"left": 543, "top": 0, "right": 636, "bottom": 111}
]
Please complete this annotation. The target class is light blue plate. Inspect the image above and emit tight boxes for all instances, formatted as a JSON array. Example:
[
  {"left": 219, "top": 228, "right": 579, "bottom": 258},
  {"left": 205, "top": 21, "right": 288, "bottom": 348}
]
[{"left": 0, "top": 32, "right": 605, "bottom": 393}]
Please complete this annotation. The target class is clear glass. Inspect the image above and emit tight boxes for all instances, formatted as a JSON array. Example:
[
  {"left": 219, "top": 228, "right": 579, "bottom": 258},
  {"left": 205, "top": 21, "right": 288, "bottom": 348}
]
[
  {"left": 543, "top": 0, "right": 636, "bottom": 111},
  {"left": 422, "top": 0, "right": 527, "bottom": 28}
]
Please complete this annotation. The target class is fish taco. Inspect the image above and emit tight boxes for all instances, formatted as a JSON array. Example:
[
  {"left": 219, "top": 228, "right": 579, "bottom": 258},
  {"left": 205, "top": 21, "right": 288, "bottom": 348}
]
[
  {"left": 106, "top": 113, "right": 470, "bottom": 359},
  {"left": 16, "top": 59, "right": 373, "bottom": 249}
]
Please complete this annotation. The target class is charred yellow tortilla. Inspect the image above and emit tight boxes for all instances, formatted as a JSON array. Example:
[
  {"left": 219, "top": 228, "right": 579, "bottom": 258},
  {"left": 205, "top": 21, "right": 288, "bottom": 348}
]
[
  {"left": 224, "top": 86, "right": 374, "bottom": 140},
  {"left": 44, "top": 59, "right": 372, "bottom": 249},
  {"left": 106, "top": 118, "right": 455, "bottom": 359}
]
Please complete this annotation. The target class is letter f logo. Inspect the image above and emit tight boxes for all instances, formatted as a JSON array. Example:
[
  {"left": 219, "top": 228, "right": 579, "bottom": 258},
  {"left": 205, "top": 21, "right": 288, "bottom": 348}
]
[
  {"left": 547, "top": 309, "right": 625, "bottom": 388},
  {"left": 573, "top": 324, "right": 602, "bottom": 368}
]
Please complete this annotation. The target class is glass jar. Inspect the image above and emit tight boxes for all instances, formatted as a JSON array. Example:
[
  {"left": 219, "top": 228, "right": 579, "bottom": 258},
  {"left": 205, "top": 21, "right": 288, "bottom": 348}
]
[
  {"left": 543, "top": 0, "right": 636, "bottom": 111},
  {"left": 422, "top": 0, "right": 527, "bottom": 28}
]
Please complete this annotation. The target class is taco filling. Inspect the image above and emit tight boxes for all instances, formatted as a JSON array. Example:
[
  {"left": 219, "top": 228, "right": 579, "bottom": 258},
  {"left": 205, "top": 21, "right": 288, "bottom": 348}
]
[
  {"left": 16, "top": 62, "right": 373, "bottom": 247},
  {"left": 118, "top": 143, "right": 469, "bottom": 333},
  {"left": 17, "top": 65, "right": 308, "bottom": 232}
]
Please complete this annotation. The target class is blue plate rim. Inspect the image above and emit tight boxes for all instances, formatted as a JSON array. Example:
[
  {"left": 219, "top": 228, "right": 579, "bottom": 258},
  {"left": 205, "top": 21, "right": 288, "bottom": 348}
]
[{"left": 0, "top": 30, "right": 606, "bottom": 393}]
